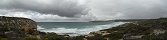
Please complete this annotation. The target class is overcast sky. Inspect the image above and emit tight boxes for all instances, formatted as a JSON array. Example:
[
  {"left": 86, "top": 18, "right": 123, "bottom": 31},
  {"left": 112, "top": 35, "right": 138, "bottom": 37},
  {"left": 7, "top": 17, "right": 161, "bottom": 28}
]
[{"left": 0, "top": 0, "right": 167, "bottom": 22}]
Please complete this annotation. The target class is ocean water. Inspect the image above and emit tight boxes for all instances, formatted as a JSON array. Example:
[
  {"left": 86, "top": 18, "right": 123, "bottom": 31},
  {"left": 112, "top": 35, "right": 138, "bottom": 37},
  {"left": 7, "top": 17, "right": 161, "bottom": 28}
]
[{"left": 37, "top": 22, "right": 126, "bottom": 36}]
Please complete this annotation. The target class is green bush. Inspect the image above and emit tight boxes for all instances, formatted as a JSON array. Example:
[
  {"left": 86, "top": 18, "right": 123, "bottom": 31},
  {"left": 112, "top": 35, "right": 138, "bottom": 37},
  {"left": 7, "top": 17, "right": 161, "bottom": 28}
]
[
  {"left": 109, "top": 32, "right": 123, "bottom": 40},
  {"left": 142, "top": 32, "right": 167, "bottom": 40},
  {"left": 44, "top": 33, "right": 63, "bottom": 40},
  {"left": 0, "top": 37, "right": 8, "bottom": 40},
  {"left": 23, "top": 37, "right": 39, "bottom": 40}
]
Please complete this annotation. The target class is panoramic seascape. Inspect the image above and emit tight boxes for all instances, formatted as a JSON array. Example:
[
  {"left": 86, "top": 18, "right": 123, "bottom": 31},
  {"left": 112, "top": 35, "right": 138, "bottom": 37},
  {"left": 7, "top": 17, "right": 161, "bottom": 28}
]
[{"left": 0, "top": 0, "right": 167, "bottom": 40}]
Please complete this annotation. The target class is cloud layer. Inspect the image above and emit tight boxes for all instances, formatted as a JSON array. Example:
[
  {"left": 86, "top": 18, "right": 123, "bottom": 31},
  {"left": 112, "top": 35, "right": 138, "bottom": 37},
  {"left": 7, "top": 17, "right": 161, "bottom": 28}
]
[
  {"left": 88, "top": 0, "right": 167, "bottom": 20},
  {"left": 0, "top": 9, "right": 94, "bottom": 22},
  {"left": 0, "top": 0, "right": 94, "bottom": 22},
  {"left": 0, "top": 0, "right": 167, "bottom": 22}
]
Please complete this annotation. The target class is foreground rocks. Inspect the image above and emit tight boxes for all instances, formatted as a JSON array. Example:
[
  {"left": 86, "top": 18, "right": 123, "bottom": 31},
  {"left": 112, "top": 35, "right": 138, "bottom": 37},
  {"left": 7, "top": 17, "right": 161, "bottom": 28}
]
[{"left": 0, "top": 16, "right": 167, "bottom": 40}]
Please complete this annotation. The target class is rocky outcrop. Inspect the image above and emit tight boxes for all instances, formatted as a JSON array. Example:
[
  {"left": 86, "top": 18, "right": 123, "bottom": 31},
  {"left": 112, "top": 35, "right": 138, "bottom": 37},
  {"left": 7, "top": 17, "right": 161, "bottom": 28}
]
[
  {"left": 0, "top": 16, "right": 78, "bottom": 40},
  {"left": 0, "top": 16, "right": 37, "bottom": 40}
]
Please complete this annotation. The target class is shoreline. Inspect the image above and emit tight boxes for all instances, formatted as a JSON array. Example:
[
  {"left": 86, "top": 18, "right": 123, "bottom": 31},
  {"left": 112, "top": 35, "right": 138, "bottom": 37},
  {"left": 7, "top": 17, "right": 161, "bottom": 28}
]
[
  {"left": 1, "top": 16, "right": 167, "bottom": 40},
  {"left": 81, "top": 18, "right": 167, "bottom": 40},
  {"left": 37, "top": 22, "right": 127, "bottom": 36}
]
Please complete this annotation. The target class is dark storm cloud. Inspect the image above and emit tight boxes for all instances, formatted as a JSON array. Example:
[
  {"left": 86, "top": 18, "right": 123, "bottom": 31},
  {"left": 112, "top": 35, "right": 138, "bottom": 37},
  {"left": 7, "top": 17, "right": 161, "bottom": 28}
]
[{"left": 0, "top": 0, "right": 89, "bottom": 17}]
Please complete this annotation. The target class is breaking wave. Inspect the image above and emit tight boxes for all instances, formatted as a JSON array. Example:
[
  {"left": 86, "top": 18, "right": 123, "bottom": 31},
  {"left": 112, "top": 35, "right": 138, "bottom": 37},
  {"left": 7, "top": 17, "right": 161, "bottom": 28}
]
[{"left": 37, "top": 22, "right": 126, "bottom": 36}]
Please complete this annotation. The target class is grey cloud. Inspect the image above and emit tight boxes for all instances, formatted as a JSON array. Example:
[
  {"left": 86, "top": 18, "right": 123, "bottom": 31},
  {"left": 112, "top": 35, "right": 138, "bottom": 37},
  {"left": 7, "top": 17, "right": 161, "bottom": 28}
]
[
  {"left": 0, "top": 0, "right": 89, "bottom": 17},
  {"left": 88, "top": 0, "right": 167, "bottom": 20},
  {"left": 1, "top": 0, "right": 167, "bottom": 21}
]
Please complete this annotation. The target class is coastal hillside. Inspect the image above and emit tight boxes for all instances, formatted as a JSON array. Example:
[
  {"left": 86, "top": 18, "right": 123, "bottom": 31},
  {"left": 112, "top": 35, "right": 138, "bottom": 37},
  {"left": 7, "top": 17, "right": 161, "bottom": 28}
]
[
  {"left": 0, "top": 16, "right": 38, "bottom": 40},
  {"left": 0, "top": 16, "right": 167, "bottom": 40},
  {"left": 83, "top": 18, "right": 167, "bottom": 40}
]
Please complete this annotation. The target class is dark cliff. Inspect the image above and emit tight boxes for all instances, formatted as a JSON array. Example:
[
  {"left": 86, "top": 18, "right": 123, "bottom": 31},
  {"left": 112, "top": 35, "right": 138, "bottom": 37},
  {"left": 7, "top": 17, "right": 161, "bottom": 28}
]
[
  {"left": 0, "top": 16, "right": 37, "bottom": 40},
  {"left": 0, "top": 16, "right": 74, "bottom": 40}
]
